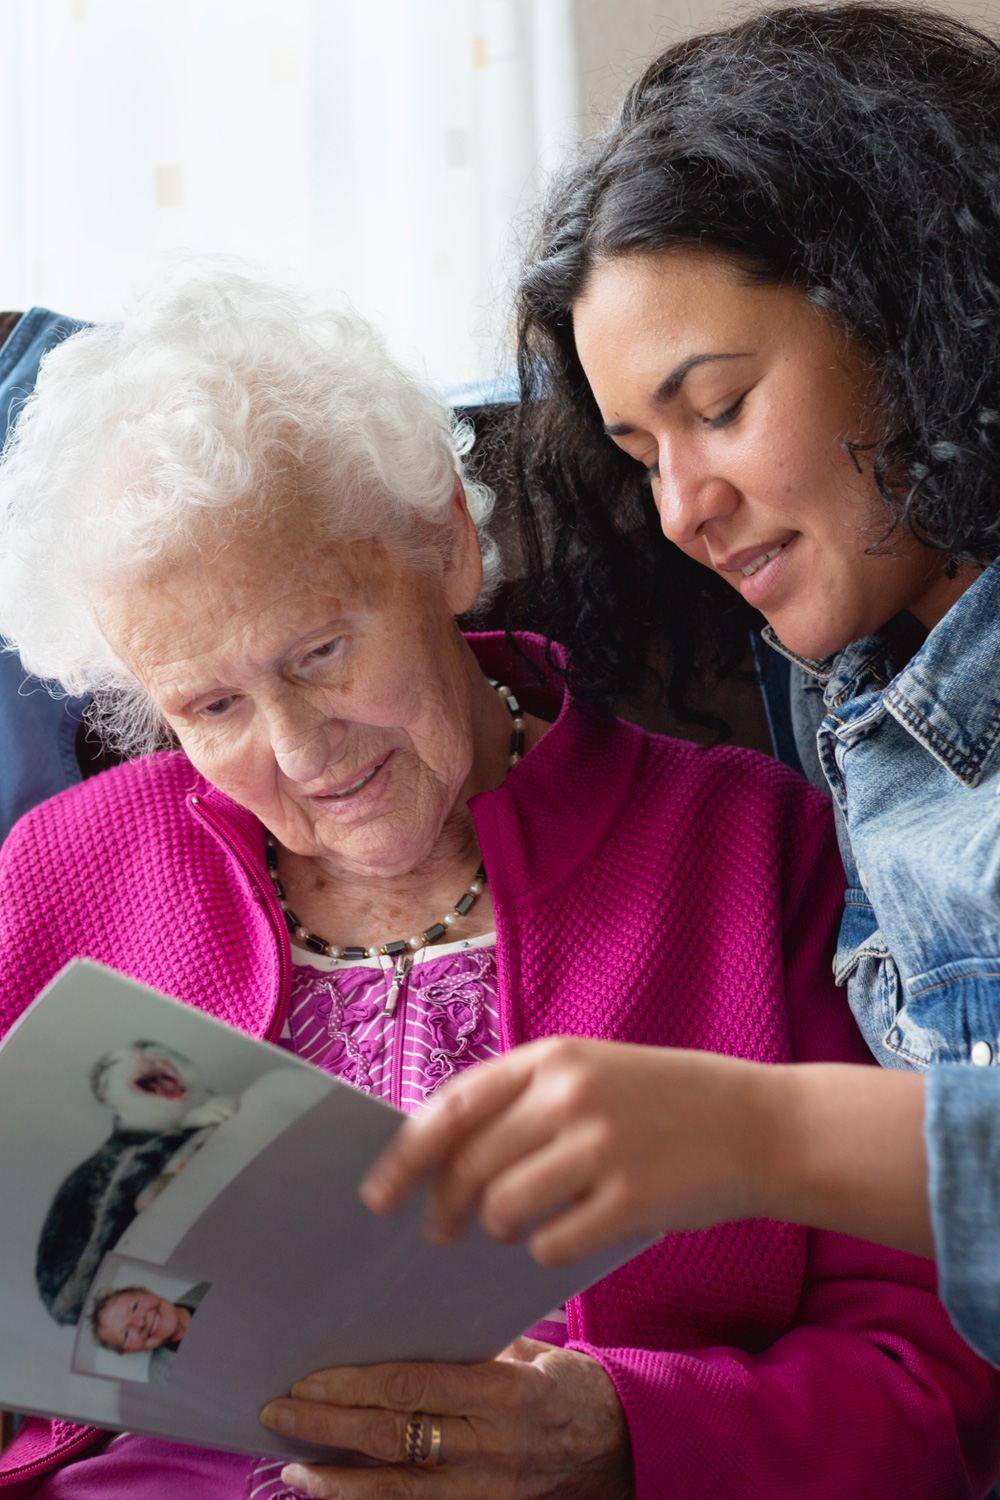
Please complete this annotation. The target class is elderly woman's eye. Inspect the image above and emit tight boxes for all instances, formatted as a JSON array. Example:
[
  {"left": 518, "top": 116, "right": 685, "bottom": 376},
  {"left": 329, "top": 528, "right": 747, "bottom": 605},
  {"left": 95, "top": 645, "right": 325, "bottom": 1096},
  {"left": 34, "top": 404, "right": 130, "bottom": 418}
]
[
  {"left": 307, "top": 638, "right": 341, "bottom": 660},
  {"left": 202, "top": 695, "right": 238, "bottom": 716}
]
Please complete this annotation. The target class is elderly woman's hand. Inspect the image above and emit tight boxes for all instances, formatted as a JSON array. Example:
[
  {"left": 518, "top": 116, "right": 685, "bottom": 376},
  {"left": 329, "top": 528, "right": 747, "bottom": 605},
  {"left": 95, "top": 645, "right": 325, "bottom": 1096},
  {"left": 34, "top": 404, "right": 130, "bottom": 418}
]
[{"left": 259, "top": 1336, "right": 632, "bottom": 1499}]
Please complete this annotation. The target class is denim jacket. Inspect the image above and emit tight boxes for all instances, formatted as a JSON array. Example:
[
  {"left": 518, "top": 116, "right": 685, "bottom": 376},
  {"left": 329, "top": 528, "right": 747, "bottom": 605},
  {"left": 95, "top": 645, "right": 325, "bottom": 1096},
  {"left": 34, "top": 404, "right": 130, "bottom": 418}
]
[
  {"left": 764, "top": 559, "right": 1000, "bottom": 1074},
  {"left": 762, "top": 561, "right": 1000, "bottom": 1363},
  {"left": 0, "top": 309, "right": 91, "bottom": 843}
]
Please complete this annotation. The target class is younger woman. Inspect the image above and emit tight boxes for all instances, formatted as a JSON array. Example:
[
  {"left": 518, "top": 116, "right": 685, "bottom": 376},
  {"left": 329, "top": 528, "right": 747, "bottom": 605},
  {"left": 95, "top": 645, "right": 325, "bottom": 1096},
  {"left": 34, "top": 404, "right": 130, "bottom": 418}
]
[{"left": 363, "top": 4, "right": 1000, "bottom": 1370}]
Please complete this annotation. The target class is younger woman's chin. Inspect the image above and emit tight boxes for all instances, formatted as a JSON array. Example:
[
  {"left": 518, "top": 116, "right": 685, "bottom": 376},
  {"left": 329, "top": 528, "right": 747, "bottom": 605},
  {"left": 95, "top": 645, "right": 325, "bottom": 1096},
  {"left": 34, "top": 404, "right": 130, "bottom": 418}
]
[{"left": 761, "top": 610, "right": 866, "bottom": 662}]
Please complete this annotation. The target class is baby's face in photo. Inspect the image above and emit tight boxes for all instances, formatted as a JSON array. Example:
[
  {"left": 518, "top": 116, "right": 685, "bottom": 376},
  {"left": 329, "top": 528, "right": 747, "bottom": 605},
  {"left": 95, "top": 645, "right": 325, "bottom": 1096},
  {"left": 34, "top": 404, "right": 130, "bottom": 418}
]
[{"left": 98, "top": 1289, "right": 184, "bottom": 1352}]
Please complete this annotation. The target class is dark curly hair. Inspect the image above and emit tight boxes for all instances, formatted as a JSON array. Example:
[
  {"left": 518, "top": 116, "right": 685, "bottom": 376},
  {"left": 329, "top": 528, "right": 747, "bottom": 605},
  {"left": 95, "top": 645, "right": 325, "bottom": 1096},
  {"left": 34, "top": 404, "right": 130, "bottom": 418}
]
[{"left": 508, "top": 3, "right": 1000, "bottom": 717}]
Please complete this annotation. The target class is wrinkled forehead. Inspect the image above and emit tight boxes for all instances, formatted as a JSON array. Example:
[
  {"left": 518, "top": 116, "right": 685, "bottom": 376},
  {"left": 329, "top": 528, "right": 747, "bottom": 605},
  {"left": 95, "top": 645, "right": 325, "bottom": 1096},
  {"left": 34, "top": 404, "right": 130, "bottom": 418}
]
[{"left": 94, "top": 520, "right": 405, "bottom": 689}]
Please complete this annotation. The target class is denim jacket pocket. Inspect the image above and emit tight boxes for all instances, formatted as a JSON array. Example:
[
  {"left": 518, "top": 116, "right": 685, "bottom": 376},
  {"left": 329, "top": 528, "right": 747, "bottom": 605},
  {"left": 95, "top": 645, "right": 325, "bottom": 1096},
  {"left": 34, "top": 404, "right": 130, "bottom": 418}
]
[
  {"left": 886, "top": 958, "right": 1000, "bottom": 1068},
  {"left": 836, "top": 890, "right": 907, "bottom": 1067}
]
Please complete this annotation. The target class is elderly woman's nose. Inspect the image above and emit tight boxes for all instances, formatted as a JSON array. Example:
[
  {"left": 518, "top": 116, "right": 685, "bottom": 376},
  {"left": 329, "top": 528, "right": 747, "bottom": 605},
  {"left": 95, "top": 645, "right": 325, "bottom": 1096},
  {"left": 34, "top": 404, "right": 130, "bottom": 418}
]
[{"left": 270, "top": 716, "right": 341, "bottom": 784}]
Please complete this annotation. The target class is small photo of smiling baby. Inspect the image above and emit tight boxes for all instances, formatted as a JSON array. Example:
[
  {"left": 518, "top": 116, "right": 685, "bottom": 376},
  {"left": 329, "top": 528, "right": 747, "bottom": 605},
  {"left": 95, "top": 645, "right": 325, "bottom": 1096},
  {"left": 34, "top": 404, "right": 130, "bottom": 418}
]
[{"left": 72, "top": 1256, "right": 211, "bottom": 1387}]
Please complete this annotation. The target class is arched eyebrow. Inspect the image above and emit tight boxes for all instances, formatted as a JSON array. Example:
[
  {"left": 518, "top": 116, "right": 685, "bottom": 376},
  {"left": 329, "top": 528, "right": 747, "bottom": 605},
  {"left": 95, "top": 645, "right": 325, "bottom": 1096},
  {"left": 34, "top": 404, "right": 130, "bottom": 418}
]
[{"left": 604, "top": 352, "right": 753, "bottom": 436}]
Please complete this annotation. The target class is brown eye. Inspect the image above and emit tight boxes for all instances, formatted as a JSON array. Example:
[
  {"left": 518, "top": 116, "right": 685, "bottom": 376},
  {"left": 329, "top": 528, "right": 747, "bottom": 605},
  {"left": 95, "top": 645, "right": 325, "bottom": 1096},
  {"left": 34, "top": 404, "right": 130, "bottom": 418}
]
[
  {"left": 308, "top": 638, "right": 340, "bottom": 660},
  {"left": 203, "top": 695, "right": 237, "bottom": 716}
]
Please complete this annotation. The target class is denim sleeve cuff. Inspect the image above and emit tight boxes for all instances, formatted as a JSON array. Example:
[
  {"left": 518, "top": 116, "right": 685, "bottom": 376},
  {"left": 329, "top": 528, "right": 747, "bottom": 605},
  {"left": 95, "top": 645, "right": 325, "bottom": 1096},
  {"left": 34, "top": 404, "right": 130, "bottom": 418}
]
[{"left": 925, "top": 1064, "right": 1000, "bottom": 1364}]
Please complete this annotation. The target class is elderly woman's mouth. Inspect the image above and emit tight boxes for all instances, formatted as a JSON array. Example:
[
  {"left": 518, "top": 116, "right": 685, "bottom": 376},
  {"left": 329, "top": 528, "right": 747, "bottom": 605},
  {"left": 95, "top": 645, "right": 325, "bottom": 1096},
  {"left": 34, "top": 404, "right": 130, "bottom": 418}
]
[{"left": 310, "top": 754, "right": 392, "bottom": 803}]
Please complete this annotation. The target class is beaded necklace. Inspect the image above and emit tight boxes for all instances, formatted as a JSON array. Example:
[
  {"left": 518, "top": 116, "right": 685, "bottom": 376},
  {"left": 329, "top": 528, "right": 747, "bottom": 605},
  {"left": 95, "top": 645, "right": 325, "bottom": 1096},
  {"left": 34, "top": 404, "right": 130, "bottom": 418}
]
[{"left": 264, "top": 678, "right": 525, "bottom": 1012}]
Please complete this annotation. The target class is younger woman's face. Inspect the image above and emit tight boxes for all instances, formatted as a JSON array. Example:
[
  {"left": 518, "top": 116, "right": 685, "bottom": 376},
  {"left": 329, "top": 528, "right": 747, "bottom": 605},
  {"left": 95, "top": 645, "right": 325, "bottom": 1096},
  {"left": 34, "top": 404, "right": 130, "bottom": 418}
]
[{"left": 573, "top": 249, "right": 969, "bottom": 659}]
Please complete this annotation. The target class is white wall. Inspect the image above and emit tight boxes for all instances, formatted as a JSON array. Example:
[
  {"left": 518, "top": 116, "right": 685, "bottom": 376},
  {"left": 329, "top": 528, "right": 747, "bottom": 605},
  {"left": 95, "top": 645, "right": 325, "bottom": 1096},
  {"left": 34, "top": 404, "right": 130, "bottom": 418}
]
[
  {"left": 12, "top": 0, "right": 993, "bottom": 386},
  {"left": 0, "top": 0, "right": 580, "bottom": 386}
]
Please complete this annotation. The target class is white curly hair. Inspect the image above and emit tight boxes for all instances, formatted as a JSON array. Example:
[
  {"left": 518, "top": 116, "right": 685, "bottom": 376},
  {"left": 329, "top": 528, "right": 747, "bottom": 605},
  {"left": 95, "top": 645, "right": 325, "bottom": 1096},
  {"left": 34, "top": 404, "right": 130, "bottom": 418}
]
[{"left": 0, "top": 259, "right": 498, "bottom": 755}]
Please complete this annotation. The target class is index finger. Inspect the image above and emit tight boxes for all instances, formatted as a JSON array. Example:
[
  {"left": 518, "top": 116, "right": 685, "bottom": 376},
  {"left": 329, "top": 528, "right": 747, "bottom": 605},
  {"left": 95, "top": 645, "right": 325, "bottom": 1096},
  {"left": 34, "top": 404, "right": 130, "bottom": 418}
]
[
  {"left": 359, "top": 1049, "right": 538, "bottom": 1214},
  {"left": 288, "top": 1356, "right": 509, "bottom": 1417}
]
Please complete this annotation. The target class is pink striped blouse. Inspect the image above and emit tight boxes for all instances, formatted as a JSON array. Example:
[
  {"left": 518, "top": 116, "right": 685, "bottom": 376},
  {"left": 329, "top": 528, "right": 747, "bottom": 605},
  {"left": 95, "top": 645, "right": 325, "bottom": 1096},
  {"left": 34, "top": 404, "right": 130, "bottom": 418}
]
[{"left": 277, "top": 932, "right": 502, "bottom": 1108}]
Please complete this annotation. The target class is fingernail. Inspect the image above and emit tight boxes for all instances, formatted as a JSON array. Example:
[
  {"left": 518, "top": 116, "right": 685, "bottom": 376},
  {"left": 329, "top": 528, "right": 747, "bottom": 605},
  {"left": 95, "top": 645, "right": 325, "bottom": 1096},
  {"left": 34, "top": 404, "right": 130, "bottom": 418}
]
[
  {"left": 359, "top": 1179, "right": 385, "bottom": 1210},
  {"left": 291, "top": 1379, "right": 325, "bottom": 1401},
  {"left": 484, "top": 1213, "right": 519, "bottom": 1244},
  {"left": 260, "top": 1402, "right": 294, "bottom": 1435},
  {"left": 280, "top": 1466, "right": 312, "bottom": 1494},
  {"left": 425, "top": 1208, "right": 457, "bottom": 1245}
]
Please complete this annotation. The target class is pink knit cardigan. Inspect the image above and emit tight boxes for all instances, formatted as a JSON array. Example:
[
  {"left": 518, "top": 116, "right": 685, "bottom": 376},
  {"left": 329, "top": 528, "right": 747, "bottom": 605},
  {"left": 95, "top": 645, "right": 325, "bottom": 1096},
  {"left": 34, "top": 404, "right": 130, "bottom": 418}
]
[{"left": 0, "top": 633, "right": 997, "bottom": 1500}]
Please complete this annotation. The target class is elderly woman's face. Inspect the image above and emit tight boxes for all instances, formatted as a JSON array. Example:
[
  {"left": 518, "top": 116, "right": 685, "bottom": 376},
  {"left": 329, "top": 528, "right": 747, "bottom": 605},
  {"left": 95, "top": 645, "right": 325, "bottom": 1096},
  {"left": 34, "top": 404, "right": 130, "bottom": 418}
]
[{"left": 99, "top": 506, "right": 484, "bottom": 876}]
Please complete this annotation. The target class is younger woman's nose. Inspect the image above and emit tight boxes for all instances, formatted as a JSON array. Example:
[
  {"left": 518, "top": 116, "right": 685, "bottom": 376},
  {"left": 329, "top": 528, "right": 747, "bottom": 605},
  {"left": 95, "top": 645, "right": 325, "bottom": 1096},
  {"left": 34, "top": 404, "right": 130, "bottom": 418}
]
[{"left": 653, "top": 445, "right": 740, "bottom": 547}]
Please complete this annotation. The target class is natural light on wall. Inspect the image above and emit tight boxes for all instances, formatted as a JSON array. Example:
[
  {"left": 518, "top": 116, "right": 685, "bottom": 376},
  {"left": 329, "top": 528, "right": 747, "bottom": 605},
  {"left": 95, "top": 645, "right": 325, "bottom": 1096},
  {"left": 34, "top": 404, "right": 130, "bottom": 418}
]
[{"left": 0, "top": 0, "right": 578, "bottom": 388}]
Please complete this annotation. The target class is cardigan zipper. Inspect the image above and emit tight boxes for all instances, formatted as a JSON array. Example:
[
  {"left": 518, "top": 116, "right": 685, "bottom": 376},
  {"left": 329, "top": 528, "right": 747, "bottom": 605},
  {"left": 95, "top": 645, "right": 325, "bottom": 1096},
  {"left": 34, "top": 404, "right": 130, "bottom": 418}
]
[
  {"left": 384, "top": 952, "right": 412, "bottom": 1017},
  {"left": 389, "top": 956, "right": 412, "bottom": 1110},
  {"left": 187, "top": 795, "right": 292, "bottom": 1043}
]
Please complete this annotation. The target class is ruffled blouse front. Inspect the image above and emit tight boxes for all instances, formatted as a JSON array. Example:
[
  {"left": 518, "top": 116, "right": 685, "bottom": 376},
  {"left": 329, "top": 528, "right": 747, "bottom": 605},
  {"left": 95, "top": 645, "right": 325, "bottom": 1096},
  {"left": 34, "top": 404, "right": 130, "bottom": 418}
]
[{"left": 277, "top": 931, "right": 501, "bottom": 1107}]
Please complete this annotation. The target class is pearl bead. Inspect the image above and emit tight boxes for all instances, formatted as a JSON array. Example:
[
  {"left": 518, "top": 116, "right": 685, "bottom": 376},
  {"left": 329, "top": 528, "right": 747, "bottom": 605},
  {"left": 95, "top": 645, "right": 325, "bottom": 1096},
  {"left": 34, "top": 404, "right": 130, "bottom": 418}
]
[
  {"left": 510, "top": 752, "right": 521, "bottom": 765},
  {"left": 444, "top": 913, "right": 457, "bottom": 925},
  {"left": 497, "top": 685, "right": 511, "bottom": 698},
  {"left": 469, "top": 880, "right": 483, "bottom": 895},
  {"left": 279, "top": 899, "right": 289, "bottom": 910},
  {"left": 513, "top": 717, "right": 524, "bottom": 731},
  {"left": 408, "top": 935, "right": 423, "bottom": 950},
  {"left": 295, "top": 926, "right": 308, "bottom": 940},
  {"left": 329, "top": 946, "right": 342, "bottom": 960},
  {"left": 368, "top": 946, "right": 380, "bottom": 959}
]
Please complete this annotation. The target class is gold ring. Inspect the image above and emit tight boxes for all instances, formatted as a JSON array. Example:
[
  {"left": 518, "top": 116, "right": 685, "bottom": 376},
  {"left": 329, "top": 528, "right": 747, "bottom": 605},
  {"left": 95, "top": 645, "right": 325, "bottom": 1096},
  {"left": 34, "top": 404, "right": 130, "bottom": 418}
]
[
  {"left": 404, "top": 1415, "right": 425, "bottom": 1465},
  {"left": 413, "top": 1416, "right": 446, "bottom": 1464}
]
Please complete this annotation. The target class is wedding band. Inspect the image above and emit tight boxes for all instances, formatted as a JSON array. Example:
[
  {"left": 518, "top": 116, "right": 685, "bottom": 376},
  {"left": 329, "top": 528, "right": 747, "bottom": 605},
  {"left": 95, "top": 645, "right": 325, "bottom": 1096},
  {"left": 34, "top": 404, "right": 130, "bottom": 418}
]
[
  {"left": 417, "top": 1415, "right": 442, "bottom": 1467},
  {"left": 405, "top": 1413, "right": 443, "bottom": 1467}
]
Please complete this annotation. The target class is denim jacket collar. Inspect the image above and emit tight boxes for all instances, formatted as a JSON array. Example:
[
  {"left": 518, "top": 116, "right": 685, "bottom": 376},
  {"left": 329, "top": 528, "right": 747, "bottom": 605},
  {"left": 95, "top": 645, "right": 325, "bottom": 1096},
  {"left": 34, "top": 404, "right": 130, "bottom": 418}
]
[{"left": 764, "top": 557, "right": 1000, "bottom": 787}]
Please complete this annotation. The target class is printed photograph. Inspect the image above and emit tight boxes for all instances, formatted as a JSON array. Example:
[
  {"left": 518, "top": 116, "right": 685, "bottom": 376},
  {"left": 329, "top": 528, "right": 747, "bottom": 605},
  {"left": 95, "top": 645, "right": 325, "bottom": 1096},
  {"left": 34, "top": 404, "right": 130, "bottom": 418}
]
[
  {"left": 35, "top": 1038, "right": 242, "bottom": 1327},
  {"left": 72, "top": 1254, "right": 210, "bottom": 1387}
]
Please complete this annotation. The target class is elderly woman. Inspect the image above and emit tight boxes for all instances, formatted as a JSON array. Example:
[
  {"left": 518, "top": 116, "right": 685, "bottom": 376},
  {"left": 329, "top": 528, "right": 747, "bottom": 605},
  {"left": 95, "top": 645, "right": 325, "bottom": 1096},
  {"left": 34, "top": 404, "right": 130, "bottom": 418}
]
[{"left": 0, "top": 263, "right": 996, "bottom": 1500}]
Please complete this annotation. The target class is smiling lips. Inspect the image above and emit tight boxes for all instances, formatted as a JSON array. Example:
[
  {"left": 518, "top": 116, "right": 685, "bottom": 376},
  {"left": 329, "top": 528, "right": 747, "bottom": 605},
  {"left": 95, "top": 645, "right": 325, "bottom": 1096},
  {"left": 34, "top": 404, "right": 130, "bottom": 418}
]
[
  {"left": 712, "top": 537, "right": 793, "bottom": 577},
  {"left": 741, "top": 544, "right": 786, "bottom": 578},
  {"left": 313, "top": 755, "right": 389, "bottom": 800}
]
